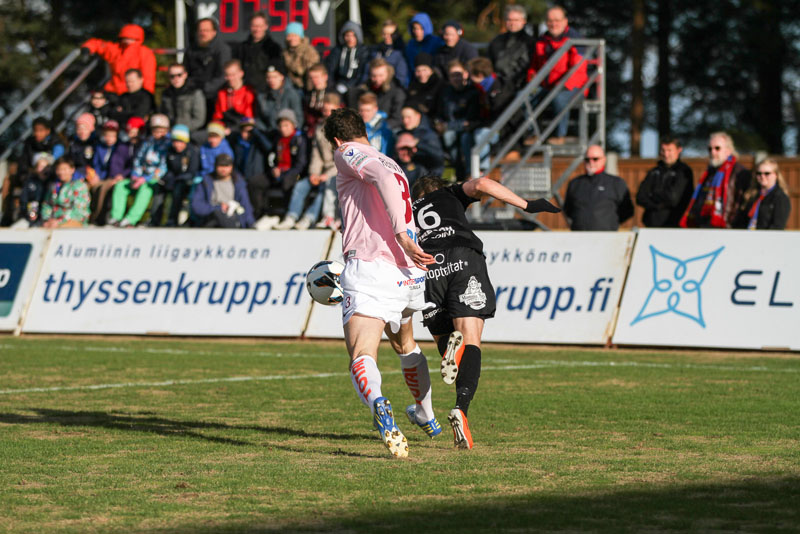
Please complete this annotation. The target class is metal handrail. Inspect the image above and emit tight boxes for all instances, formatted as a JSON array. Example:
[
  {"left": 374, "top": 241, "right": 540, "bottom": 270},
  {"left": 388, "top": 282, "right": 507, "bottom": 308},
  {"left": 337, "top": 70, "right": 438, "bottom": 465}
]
[
  {"left": 469, "top": 38, "right": 606, "bottom": 179},
  {"left": 0, "top": 48, "right": 82, "bottom": 139}
]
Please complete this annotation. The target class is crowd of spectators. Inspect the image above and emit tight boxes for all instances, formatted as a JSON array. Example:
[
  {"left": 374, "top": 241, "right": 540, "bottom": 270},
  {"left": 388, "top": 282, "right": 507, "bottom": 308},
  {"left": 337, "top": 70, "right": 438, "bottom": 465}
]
[{"left": 0, "top": 6, "right": 791, "bottom": 231}]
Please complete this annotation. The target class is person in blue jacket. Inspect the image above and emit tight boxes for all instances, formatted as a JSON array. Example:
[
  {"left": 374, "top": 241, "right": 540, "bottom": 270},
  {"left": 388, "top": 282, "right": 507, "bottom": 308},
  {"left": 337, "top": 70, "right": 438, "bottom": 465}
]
[
  {"left": 199, "top": 121, "right": 234, "bottom": 177},
  {"left": 191, "top": 153, "right": 254, "bottom": 228},
  {"left": 405, "top": 13, "right": 443, "bottom": 72}
]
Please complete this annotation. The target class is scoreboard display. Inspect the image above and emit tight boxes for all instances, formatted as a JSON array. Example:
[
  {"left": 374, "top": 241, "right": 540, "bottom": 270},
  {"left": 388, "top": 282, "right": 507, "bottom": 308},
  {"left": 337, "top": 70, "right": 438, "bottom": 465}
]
[{"left": 193, "top": 0, "right": 335, "bottom": 50}]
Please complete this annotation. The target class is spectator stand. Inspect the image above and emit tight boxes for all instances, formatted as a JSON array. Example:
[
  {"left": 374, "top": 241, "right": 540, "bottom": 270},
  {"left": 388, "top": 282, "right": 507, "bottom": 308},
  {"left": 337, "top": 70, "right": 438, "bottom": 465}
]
[{"left": 469, "top": 38, "right": 606, "bottom": 231}]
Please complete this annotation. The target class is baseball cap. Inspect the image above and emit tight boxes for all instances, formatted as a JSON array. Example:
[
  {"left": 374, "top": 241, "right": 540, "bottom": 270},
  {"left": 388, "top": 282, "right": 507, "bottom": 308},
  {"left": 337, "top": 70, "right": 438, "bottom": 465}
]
[
  {"left": 207, "top": 121, "right": 226, "bottom": 138},
  {"left": 215, "top": 153, "right": 234, "bottom": 166}
]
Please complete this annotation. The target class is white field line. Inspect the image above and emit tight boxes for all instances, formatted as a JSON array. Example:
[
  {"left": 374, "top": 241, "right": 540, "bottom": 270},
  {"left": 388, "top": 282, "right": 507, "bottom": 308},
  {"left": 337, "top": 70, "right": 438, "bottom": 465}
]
[{"left": 0, "top": 360, "right": 798, "bottom": 396}]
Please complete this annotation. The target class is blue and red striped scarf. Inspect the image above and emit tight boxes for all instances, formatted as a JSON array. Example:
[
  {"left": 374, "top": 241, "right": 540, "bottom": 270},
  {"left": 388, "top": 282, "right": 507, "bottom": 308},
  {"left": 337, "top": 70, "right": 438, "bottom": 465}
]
[
  {"left": 680, "top": 155, "right": 736, "bottom": 228},
  {"left": 747, "top": 185, "right": 775, "bottom": 230}
]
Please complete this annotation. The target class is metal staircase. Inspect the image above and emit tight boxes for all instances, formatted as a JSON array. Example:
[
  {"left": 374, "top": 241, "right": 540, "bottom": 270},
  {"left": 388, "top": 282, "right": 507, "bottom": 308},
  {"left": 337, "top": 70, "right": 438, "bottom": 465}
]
[{"left": 469, "top": 38, "right": 606, "bottom": 230}]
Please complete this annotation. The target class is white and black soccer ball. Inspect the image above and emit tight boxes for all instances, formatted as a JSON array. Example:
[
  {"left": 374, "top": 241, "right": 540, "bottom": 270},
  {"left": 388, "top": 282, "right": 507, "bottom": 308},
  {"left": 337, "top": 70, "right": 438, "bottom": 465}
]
[{"left": 306, "top": 260, "right": 345, "bottom": 305}]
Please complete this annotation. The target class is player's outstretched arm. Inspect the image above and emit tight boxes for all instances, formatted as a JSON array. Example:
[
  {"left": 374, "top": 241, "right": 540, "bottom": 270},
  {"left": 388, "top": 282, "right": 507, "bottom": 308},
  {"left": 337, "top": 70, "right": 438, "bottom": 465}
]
[
  {"left": 463, "top": 177, "right": 561, "bottom": 214},
  {"left": 396, "top": 231, "right": 435, "bottom": 271}
]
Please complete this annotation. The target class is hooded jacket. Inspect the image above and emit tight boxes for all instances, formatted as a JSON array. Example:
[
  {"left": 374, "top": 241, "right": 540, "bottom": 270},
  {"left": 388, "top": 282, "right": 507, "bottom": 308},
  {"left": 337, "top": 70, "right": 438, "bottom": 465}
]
[
  {"left": 325, "top": 21, "right": 370, "bottom": 93},
  {"left": 404, "top": 14, "right": 444, "bottom": 71},
  {"left": 83, "top": 24, "right": 157, "bottom": 95}
]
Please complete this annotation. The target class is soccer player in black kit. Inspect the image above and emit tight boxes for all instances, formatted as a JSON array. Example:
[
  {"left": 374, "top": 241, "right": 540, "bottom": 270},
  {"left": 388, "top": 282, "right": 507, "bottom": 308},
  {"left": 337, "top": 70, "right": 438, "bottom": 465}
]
[{"left": 410, "top": 175, "right": 559, "bottom": 449}]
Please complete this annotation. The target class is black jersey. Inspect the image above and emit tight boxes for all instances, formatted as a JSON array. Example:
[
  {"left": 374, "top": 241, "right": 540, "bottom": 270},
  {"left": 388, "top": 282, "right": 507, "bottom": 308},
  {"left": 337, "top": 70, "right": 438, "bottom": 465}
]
[{"left": 412, "top": 183, "right": 484, "bottom": 254}]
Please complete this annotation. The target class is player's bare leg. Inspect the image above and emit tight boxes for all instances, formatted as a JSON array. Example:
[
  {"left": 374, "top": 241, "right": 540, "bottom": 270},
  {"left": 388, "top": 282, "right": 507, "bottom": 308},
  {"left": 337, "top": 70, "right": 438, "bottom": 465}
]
[
  {"left": 386, "top": 321, "right": 442, "bottom": 438},
  {"left": 344, "top": 314, "right": 408, "bottom": 458},
  {"left": 435, "top": 317, "right": 484, "bottom": 450}
]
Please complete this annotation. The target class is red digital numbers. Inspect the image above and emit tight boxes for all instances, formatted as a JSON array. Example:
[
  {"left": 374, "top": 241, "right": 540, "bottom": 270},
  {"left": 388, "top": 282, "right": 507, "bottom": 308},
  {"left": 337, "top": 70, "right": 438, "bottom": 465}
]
[
  {"left": 289, "top": 0, "right": 308, "bottom": 28},
  {"left": 216, "top": 0, "right": 314, "bottom": 36},
  {"left": 394, "top": 173, "right": 412, "bottom": 223},
  {"left": 268, "top": 0, "right": 288, "bottom": 31},
  {"left": 219, "top": 0, "right": 239, "bottom": 32}
]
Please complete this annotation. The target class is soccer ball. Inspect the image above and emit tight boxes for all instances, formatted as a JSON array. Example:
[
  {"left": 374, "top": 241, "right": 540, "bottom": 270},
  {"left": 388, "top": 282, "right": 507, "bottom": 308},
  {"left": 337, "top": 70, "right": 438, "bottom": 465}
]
[{"left": 306, "top": 260, "right": 345, "bottom": 305}]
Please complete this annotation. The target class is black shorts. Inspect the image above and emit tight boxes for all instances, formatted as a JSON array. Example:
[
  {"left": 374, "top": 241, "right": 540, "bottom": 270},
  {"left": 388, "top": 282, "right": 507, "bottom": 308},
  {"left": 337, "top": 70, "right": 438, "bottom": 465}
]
[{"left": 422, "top": 246, "right": 496, "bottom": 336}]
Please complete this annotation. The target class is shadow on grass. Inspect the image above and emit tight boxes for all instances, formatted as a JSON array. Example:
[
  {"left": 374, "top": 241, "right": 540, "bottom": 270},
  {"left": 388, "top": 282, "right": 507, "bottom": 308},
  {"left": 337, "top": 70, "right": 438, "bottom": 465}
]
[
  {"left": 149, "top": 475, "right": 800, "bottom": 533},
  {"left": 0, "top": 408, "right": 372, "bottom": 453}
]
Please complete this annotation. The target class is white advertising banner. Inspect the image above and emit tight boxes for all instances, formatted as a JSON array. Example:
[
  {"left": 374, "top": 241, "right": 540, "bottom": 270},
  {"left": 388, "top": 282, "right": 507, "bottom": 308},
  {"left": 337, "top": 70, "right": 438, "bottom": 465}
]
[
  {"left": 22, "top": 229, "right": 332, "bottom": 336},
  {"left": 613, "top": 229, "right": 800, "bottom": 351},
  {"left": 0, "top": 230, "right": 50, "bottom": 332},
  {"left": 305, "top": 231, "right": 635, "bottom": 345}
]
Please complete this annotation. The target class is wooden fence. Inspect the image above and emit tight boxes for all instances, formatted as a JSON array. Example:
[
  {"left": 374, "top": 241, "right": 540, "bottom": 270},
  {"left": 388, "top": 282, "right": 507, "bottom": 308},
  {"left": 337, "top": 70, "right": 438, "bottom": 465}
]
[{"left": 531, "top": 156, "right": 800, "bottom": 230}]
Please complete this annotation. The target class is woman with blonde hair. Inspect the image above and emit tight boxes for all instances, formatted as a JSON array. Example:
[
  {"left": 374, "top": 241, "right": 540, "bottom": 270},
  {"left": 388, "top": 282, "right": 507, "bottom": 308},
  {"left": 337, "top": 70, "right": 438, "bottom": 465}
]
[{"left": 733, "top": 157, "right": 791, "bottom": 230}]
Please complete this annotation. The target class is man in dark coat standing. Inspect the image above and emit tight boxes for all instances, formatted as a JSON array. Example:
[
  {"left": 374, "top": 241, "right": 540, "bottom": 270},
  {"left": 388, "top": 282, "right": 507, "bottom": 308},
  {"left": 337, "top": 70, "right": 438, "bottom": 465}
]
[
  {"left": 234, "top": 11, "right": 283, "bottom": 93},
  {"left": 433, "top": 21, "right": 477, "bottom": 78},
  {"left": 636, "top": 138, "right": 694, "bottom": 227},
  {"left": 487, "top": 5, "right": 535, "bottom": 89},
  {"left": 184, "top": 18, "right": 232, "bottom": 121},
  {"left": 564, "top": 145, "right": 634, "bottom": 230}
]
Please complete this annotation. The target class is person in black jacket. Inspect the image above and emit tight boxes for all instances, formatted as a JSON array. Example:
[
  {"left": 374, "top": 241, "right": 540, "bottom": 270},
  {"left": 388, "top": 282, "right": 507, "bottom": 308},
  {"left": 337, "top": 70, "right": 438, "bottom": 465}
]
[
  {"left": 732, "top": 158, "right": 791, "bottom": 230},
  {"left": 234, "top": 11, "right": 283, "bottom": 93},
  {"left": 110, "top": 69, "right": 155, "bottom": 126},
  {"left": 405, "top": 53, "right": 442, "bottom": 120},
  {"left": 435, "top": 60, "right": 480, "bottom": 181},
  {"left": 398, "top": 104, "right": 444, "bottom": 176},
  {"left": 326, "top": 21, "right": 369, "bottom": 96},
  {"left": 433, "top": 21, "right": 478, "bottom": 78},
  {"left": 564, "top": 145, "right": 634, "bottom": 230},
  {"left": 487, "top": 5, "right": 535, "bottom": 90},
  {"left": 636, "top": 138, "right": 694, "bottom": 227},
  {"left": 149, "top": 124, "right": 200, "bottom": 227},
  {"left": 346, "top": 58, "right": 406, "bottom": 131},
  {"left": 184, "top": 18, "right": 232, "bottom": 121}
]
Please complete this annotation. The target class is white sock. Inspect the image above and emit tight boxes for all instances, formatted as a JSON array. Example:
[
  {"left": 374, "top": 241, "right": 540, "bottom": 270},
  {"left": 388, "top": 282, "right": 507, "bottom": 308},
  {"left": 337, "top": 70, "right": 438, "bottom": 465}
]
[
  {"left": 398, "top": 347, "right": 434, "bottom": 423},
  {"left": 350, "top": 355, "right": 383, "bottom": 414}
]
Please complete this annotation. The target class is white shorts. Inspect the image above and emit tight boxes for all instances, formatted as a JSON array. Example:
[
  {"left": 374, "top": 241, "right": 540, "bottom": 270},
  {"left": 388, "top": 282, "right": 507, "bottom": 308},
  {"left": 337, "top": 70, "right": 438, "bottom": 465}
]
[{"left": 340, "top": 258, "right": 429, "bottom": 333}]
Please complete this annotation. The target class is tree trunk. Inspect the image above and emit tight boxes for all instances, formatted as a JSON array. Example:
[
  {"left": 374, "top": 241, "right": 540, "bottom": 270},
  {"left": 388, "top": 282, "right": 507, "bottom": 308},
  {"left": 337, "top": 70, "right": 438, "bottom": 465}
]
[
  {"left": 630, "top": 0, "right": 645, "bottom": 156},
  {"left": 656, "top": 0, "right": 672, "bottom": 140},
  {"left": 753, "top": 1, "right": 785, "bottom": 153}
]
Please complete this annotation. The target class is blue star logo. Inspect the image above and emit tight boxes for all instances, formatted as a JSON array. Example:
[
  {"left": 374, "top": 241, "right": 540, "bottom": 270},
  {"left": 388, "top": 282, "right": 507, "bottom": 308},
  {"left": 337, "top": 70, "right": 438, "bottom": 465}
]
[{"left": 630, "top": 245, "right": 724, "bottom": 328}]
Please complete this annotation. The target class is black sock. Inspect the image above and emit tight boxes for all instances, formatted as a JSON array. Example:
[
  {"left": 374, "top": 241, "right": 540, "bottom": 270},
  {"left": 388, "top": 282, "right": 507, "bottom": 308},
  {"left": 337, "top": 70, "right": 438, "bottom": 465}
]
[
  {"left": 455, "top": 345, "right": 481, "bottom": 416},
  {"left": 436, "top": 335, "right": 449, "bottom": 357}
]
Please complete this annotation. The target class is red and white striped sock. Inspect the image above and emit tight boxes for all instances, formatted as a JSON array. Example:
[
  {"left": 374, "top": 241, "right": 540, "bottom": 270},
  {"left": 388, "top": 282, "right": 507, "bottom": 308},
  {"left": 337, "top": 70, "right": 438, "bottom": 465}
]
[
  {"left": 398, "top": 346, "right": 434, "bottom": 423},
  {"left": 350, "top": 355, "right": 382, "bottom": 413}
]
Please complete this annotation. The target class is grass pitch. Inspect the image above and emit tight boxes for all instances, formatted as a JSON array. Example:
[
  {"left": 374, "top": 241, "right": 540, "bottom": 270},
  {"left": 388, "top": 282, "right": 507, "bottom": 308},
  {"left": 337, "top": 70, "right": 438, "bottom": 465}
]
[{"left": 0, "top": 336, "right": 798, "bottom": 533}]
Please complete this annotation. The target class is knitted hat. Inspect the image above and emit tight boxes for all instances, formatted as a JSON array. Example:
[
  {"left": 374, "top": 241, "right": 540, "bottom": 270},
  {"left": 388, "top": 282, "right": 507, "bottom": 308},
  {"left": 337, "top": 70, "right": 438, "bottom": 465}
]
[
  {"left": 126, "top": 116, "right": 145, "bottom": 130},
  {"left": 207, "top": 121, "right": 227, "bottom": 137},
  {"left": 101, "top": 120, "right": 120, "bottom": 132},
  {"left": 171, "top": 124, "right": 190, "bottom": 143},
  {"left": 286, "top": 22, "right": 304, "bottom": 39},
  {"left": 76, "top": 112, "right": 96, "bottom": 130},
  {"left": 415, "top": 52, "right": 433, "bottom": 69},
  {"left": 150, "top": 113, "right": 170, "bottom": 129},
  {"left": 276, "top": 109, "right": 298, "bottom": 127}
]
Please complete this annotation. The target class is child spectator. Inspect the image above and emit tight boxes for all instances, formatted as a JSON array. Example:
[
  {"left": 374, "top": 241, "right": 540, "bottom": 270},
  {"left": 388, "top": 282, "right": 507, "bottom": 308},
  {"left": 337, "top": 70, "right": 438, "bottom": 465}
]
[
  {"left": 41, "top": 157, "right": 90, "bottom": 228},
  {"left": 109, "top": 114, "right": 170, "bottom": 227},
  {"left": 347, "top": 58, "right": 406, "bottom": 131},
  {"left": 405, "top": 13, "right": 443, "bottom": 71},
  {"left": 110, "top": 69, "right": 155, "bottom": 126},
  {"left": 369, "top": 20, "right": 409, "bottom": 88},
  {"left": 88, "top": 90, "right": 114, "bottom": 128},
  {"left": 17, "top": 117, "right": 65, "bottom": 177},
  {"left": 283, "top": 22, "right": 320, "bottom": 90},
  {"left": 405, "top": 52, "right": 442, "bottom": 119},
  {"left": 191, "top": 153, "right": 254, "bottom": 228},
  {"left": 255, "top": 62, "right": 304, "bottom": 136},
  {"left": 435, "top": 60, "right": 480, "bottom": 180},
  {"left": 358, "top": 92, "right": 393, "bottom": 155},
  {"left": 394, "top": 132, "right": 428, "bottom": 189},
  {"left": 274, "top": 94, "right": 339, "bottom": 230},
  {"left": 81, "top": 24, "right": 156, "bottom": 95},
  {"left": 212, "top": 59, "right": 255, "bottom": 127},
  {"left": 90, "top": 120, "right": 132, "bottom": 224},
  {"left": 150, "top": 124, "right": 200, "bottom": 227},
  {"left": 124, "top": 116, "right": 145, "bottom": 149},
  {"left": 326, "top": 21, "right": 369, "bottom": 96},
  {"left": 68, "top": 113, "right": 98, "bottom": 170},
  {"left": 269, "top": 109, "right": 308, "bottom": 213},
  {"left": 399, "top": 104, "right": 444, "bottom": 175},
  {"left": 160, "top": 63, "right": 207, "bottom": 133},
  {"left": 16, "top": 153, "right": 54, "bottom": 228},
  {"left": 200, "top": 121, "right": 235, "bottom": 177}
]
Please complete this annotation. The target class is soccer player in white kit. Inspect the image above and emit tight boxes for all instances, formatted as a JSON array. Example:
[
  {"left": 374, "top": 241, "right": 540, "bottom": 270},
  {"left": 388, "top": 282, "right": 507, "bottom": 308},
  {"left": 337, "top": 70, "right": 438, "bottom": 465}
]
[{"left": 323, "top": 108, "right": 439, "bottom": 458}]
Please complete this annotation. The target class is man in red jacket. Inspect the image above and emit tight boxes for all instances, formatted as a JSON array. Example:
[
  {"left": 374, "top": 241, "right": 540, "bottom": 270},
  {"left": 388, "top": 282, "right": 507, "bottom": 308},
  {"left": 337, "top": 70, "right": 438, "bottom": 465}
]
[
  {"left": 526, "top": 6, "right": 587, "bottom": 144},
  {"left": 82, "top": 24, "right": 157, "bottom": 95},
  {"left": 212, "top": 59, "right": 256, "bottom": 126}
]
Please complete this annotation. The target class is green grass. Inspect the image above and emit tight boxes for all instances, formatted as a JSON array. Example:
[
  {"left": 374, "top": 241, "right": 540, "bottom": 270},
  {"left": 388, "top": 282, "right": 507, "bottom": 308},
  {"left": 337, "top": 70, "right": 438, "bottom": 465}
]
[{"left": 0, "top": 336, "right": 799, "bottom": 533}]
